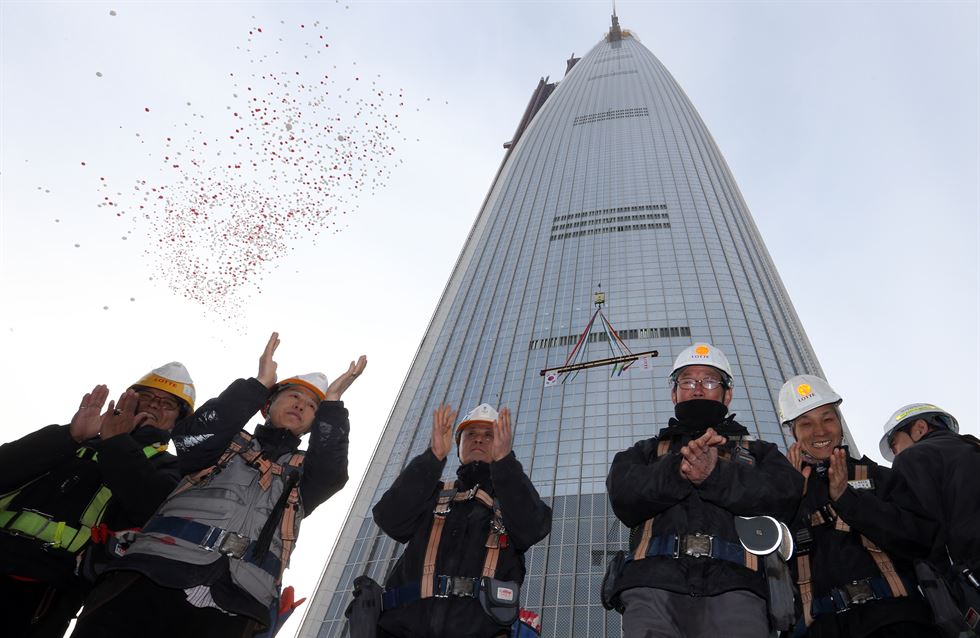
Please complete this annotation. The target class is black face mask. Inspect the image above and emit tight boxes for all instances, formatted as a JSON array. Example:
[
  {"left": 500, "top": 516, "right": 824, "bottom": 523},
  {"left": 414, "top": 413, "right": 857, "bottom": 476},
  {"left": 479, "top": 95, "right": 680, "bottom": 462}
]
[{"left": 674, "top": 399, "right": 729, "bottom": 428}]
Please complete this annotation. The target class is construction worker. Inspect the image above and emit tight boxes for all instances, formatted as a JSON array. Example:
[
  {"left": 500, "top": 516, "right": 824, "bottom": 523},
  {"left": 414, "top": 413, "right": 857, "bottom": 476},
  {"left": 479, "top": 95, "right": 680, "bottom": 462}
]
[
  {"left": 877, "top": 403, "right": 979, "bottom": 635},
  {"left": 606, "top": 342, "right": 802, "bottom": 638},
  {"left": 778, "top": 375, "right": 938, "bottom": 638},
  {"left": 71, "top": 333, "right": 366, "bottom": 638},
  {"left": 371, "top": 403, "right": 552, "bottom": 637},
  {"left": 0, "top": 362, "right": 194, "bottom": 638}
]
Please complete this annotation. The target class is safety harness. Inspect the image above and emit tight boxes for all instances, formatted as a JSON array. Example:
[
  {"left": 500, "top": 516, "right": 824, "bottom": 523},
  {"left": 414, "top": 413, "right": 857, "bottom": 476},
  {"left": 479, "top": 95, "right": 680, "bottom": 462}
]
[
  {"left": 794, "top": 462, "right": 909, "bottom": 629},
  {"left": 382, "top": 479, "right": 507, "bottom": 609},
  {"left": 147, "top": 431, "right": 303, "bottom": 582},
  {"left": 626, "top": 437, "right": 762, "bottom": 572},
  {"left": 0, "top": 443, "right": 167, "bottom": 554}
]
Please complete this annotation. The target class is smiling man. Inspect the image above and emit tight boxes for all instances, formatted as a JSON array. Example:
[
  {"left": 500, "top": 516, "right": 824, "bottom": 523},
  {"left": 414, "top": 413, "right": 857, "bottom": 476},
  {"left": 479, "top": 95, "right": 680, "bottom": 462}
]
[
  {"left": 71, "top": 333, "right": 366, "bottom": 638},
  {"left": 778, "top": 375, "right": 938, "bottom": 638},
  {"left": 371, "top": 403, "right": 551, "bottom": 638},
  {"left": 0, "top": 363, "right": 194, "bottom": 638}
]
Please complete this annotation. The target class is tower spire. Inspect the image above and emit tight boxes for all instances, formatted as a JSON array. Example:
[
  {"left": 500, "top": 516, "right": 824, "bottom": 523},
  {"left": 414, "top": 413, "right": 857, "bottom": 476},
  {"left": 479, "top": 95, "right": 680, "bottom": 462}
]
[{"left": 608, "top": 2, "right": 623, "bottom": 42}]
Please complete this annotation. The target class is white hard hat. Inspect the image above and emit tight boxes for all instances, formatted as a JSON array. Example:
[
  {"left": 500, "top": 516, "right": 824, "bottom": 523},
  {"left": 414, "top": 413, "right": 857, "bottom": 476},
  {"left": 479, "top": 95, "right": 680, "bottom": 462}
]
[
  {"left": 263, "top": 372, "right": 330, "bottom": 417},
  {"left": 277, "top": 372, "right": 329, "bottom": 401},
  {"left": 669, "top": 343, "right": 734, "bottom": 386},
  {"left": 777, "top": 375, "right": 842, "bottom": 426},
  {"left": 456, "top": 403, "right": 498, "bottom": 443},
  {"left": 879, "top": 403, "right": 959, "bottom": 461}
]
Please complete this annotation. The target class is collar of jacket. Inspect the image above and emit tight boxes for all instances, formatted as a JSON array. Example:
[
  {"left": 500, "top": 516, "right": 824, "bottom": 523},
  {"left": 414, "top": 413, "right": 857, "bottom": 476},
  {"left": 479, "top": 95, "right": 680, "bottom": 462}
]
[
  {"left": 657, "top": 413, "right": 749, "bottom": 439},
  {"left": 131, "top": 424, "right": 172, "bottom": 445},
  {"left": 801, "top": 445, "right": 851, "bottom": 473},
  {"left": 457, "top": 460, "right": 493, "bottom": 491},
  {"left": 253, "top": 423, "right": 302, "bottom": 458}
]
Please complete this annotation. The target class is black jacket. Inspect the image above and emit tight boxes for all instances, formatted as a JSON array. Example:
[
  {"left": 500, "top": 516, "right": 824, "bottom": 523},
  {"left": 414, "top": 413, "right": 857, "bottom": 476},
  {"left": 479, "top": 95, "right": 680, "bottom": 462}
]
[
  {"left": 0, "top": 422, "right": 180, "bottom": 589},
  {"left": 373, "top": 449, "right": 551, "bottom": 638},
  {"left": 857, "top": 430, "right": 980, "bottom": 574},
  {"left": 789, "top": 455, "right": 933, "bottom": 636},
  {"left": 103, "top": 377, "right": 351, "bottom": 622},
  {"left": 606, "top": 418, "right": 802, "bottom": 600}
]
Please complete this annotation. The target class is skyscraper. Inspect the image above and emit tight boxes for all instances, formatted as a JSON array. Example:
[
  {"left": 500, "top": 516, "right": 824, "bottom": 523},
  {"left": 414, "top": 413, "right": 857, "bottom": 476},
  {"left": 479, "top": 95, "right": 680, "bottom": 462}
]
[{"left": 300, "top": 15, "right": 846, "bottom": 637}]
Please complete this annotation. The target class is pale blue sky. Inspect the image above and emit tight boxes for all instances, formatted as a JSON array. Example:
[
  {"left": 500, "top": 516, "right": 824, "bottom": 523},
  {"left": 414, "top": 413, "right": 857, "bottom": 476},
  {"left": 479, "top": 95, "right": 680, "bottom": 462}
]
[{"left": 2, "top": 2, "right": 977, "bottom": 635}]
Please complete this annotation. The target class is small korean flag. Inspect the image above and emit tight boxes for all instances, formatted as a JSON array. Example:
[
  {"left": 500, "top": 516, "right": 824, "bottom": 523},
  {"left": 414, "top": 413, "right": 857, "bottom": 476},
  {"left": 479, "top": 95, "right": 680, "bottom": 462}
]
[{"left": 544, "top": 372, "right": 559, "bottom": 387}]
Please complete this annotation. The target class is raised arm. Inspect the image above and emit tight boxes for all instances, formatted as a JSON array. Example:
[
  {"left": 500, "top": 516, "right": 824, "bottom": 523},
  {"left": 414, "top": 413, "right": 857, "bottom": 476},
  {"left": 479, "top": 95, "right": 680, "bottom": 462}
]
[
  {"left": 373, "top": 405, "right": 453, "bottom": 542},
  {"left": 486, "top": 408, "right": 551, "bottom": 551},
  {"left": 299, "top": 356, "right": 366, "bottom": 513},
  {"left": 832, "top": 456, "right": 936, "bottom": 560},
  {"left": 172, "top": 333, "right": 280, "bottom": 474},
  {"left": 0, "top": 385, "right": 110, "bottom": 491}
]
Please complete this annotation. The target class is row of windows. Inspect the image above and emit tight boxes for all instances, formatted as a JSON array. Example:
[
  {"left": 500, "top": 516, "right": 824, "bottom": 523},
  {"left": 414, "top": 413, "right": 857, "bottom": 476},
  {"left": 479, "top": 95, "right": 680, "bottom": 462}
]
[
  {"left": 586, "top": 69, "right": 638, "bottom": 82},
  {"left": 550, "top": 222, "right": 670, "bottom": 241},
  {"left": 553, "top": 203, "right": 666, "bottom": 223},
  {"left": 528, "top": 325, "right": 691, "bottom": 350},
  {"left": 572, "top": 106, "right": 648, "bottom": 125},
  {"left": 595, "top": 53, "right": 633, "bottom": 63},
  {"left": 551, "top": 212, "right": 668, "bottom": 232}
]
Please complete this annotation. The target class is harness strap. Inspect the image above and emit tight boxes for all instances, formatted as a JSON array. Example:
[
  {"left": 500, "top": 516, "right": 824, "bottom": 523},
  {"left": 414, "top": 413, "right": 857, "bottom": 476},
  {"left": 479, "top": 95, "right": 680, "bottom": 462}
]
[
  {"left": 809, "top": 574, "right": 917, "bottom": 617},
  {"left": 797, "top": 463, "right": 907, "bottom": 627},
  {"left": 482, "top": 496, "right": 505, "bottom": 578},
  {"left": 633, "top": 438, "right": 669, "bottom": 561},
  {"left": 628, "top": 532, "right": 759, "bottom": 570},
  {"left": 631, "top": 438, "right": 669, "bottom": 561},
  {"left": 796, "top": 554, "right": 814, "bottom": 626},
  {"left": 172, "top": 431, "right": 295, "bottom": 496},
  {"left": 383, "top": 577, "right": 482, "bottom": 610},
  {"left": 633, "top": 519, "right": 654, "bottom": 561},
  {"left": 142, "top": 516, "right": 281, "bottom": 577},
  {"left": 421, "top": 480, "right": 505, "bottom": 597},
  {"left": 276, "top": 454, "right": 305, "bottom": 582},
  {"left": 421, "top": 480, "right": 456, "bottom": 598},
  {"left": 172, "top": 433, "right": 254, "bottom": 498},
  {"left": 862, "top": 536, "right": 907, "bottom": 597}
]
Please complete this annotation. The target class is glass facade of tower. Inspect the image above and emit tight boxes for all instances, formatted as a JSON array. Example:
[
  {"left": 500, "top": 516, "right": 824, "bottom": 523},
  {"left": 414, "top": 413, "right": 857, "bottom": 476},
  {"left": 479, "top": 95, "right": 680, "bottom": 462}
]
[{"left": 300, "top": 27, "right": 839, "bottom": 638}]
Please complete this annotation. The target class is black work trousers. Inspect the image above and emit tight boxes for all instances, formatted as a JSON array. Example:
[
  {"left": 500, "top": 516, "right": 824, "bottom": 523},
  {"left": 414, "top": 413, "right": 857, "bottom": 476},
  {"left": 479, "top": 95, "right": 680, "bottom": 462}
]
[
  {"left": 70, "top": 572, "right": 258, "bottom": 638},
  {"left": 1, "top": 575, "right": 86, "bottom": 638}
]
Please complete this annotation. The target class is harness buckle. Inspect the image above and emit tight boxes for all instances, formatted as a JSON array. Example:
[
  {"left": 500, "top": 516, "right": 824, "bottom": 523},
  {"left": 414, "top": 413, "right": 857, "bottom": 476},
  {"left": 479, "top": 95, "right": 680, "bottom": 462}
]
[
  {"left": 433, "top": 575, "right": 477, "bottom": 598},
  {"left": 681, "top": 533, "right": 713, "bottom": 559},
  {"left": 451, "top": 577, "right": 476, "bottom": 597},
  {"left": 838, "top": 580, "right": 876, "bottom": 609},
  {"left": 217, "top": 531, "right": 250, "bottom": 558},
  {"left": 203, "top": 528, "right": 249, "bottom": 558},
  {"left": 434, "top": 487, "right": 459, "bottom": 517}
]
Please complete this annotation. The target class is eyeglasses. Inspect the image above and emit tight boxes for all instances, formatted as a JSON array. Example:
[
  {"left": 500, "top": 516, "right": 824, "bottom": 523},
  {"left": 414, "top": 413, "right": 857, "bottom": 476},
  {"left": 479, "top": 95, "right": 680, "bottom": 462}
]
[
  {"left": 136, "top": 391, "right": 180, "bottom": 412},
  {"left": 675, "top": 377, "right": 725, "bottom": 391}
]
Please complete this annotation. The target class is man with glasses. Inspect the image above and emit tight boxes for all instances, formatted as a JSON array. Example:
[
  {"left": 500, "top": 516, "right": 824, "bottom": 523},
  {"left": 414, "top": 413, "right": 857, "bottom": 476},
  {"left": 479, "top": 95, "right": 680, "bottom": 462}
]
[
  {"left": 71, "top": 333, "right": 365, "bottom": 638},
  {"left": 0, "top": 362, "right": 195, "bottom": 638},
  {"left": 606, "top": 343, "right": 801, "bottom": 638}
]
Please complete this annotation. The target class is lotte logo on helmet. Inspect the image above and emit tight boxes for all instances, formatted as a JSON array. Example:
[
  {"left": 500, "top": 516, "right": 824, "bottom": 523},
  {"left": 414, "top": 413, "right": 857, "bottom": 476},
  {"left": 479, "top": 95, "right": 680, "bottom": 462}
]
[
  {"left": 694, "top": 345, "right": 710, "bottom": 356},
  {"left": 796, "top": 383, "right": 812, "bottom": 397}
]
